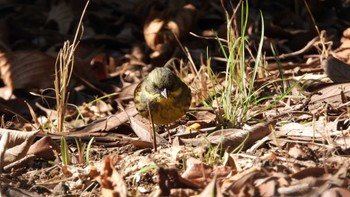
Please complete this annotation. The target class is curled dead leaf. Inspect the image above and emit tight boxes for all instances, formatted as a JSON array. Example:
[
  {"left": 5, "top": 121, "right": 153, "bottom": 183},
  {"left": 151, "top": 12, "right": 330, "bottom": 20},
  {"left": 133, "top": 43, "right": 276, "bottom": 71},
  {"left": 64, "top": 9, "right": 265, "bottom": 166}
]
[
  {"left": 180, "top": 122, "right": 273, "bottom": 151},
  {"left": 0, "top": 128, "right": 39, "bottom": 169},
  {"left": 0, "top": 50, "right": 105, "bottom": 99},
  {"left": 158, "top": 167, "right": 200, "bottom": 196},
  {"left": 95, "top": 157, "right": 128, "bottom": 197},
  {"left": 200, "top": 175, "right": 222, "bottom": 197},
  {"left": 0, "top": 51, "right": 56, "bottom": 93},
  {"left": 27, "top": 136, "right": 60, "bottom": 161},
  {"left": 144, "top": 18, "right": 165, "bottom": 52},
  {"left": 143, "top": 4, "right": 196, "bottom": 55},
  {"left": 47, "top": 1, "right": 73, "bottom": 34},
  {"left": 322, "top": 57, "right": 350, "bottom": 83},
  {"left": 321, "top": 187, "right": 350, "bottom": 197},
  {"left": 129, "top": 116, "right": 168, "bottom": 145}
]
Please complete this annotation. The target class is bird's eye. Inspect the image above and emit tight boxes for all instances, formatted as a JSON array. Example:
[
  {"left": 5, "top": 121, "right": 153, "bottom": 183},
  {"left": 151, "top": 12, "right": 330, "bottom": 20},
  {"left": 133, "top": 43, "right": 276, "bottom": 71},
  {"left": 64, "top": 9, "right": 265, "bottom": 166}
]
[{"left": 152, "top": 82, "right": 160, "bottom": 90}]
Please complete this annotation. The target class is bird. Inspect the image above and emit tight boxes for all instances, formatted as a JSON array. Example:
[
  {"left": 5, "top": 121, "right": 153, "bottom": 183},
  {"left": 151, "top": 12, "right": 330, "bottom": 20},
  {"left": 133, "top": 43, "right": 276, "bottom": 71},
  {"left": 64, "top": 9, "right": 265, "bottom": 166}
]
[{"left": 134, "top": 67, "right": 191, "bottom": 125}]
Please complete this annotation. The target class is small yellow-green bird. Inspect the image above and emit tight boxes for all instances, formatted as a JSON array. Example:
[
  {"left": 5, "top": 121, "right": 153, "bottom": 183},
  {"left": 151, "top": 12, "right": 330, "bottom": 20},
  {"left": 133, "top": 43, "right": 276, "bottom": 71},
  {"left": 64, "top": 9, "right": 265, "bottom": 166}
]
[{"left": 134, "top": 67, "right": 191, "bottom": 125}]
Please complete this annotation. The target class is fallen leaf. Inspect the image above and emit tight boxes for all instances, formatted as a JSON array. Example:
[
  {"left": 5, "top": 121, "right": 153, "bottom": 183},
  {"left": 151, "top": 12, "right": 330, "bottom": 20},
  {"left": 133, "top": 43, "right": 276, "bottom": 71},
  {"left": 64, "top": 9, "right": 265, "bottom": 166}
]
[
  {"left": 256, "top": 177, "right": 278, "bottom": 197},
  {"left": 309, "top": 83, "right": 350, "bottom": 110},
  {"left": 27, "top": 136, "right": 60, "bottom": 161},
  {"left": 158, "top": 167, "right": 200, "bottom": 196},
  {"left": 200, "top": 175, "right": 222, "bottom": 197},
  {"left": 47, "top": 1, "right": 73, "bottom": 34},
  {"left": 287, "top": 143, "right": 315, "bottom": 160},
  {"left": 0, "top": 129, "right": 39, "bottom": 168},
  {"left": 321, "top": 187, "right": 350, "bottom": 197},
  {"left": 221, "top": 167, "right": 262, "bottom": 194},
  {"left": 291, "top": 167, "right": 338, "bottom": 179},
  {"left": 0, "top": 51, "right": 56, "bottom": 94},
  {"left": 95, "top": 157, "right": 128, "bottom": 197},
  {"left": 70, "top": 107, "right": 138, "bottom": 133},
  {"left": 129, "top": 116, "right": 168, "bottom": 145},
  {"left": 181, "top": 121, "right": 273, "bottom": 151},
  {"left": 143, "top": 3, "right": 196, "bottom": 56},
  {"left": 322, "top": 57, "right": 350, "bottom": 83},
  {"left": 0, "top": 50, "right": 106, "bottom": 98}
]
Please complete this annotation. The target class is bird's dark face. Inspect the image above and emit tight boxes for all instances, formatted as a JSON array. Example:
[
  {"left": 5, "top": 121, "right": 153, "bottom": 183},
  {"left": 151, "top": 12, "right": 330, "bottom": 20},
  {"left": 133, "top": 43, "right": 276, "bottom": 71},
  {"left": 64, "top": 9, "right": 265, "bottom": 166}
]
[{"left": 146, "top": 68, "right": 180, "bottom": 98}]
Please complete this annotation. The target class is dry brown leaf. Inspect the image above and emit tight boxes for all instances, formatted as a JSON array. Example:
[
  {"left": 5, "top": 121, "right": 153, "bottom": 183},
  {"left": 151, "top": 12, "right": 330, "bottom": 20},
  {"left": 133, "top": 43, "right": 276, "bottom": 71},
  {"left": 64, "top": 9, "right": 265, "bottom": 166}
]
[
  {"left": 2, "top": 154, "right": 36, "bottom": 172},
  {"left": 118, "top": 83, "right": 138, "bottom": 101},
  {"left": 95, "top": 157, "right": 128, "bottom": 197},
  {"left": 182, "top": 162, "right": 210, "bottom": 180},
  {"left": 277, "top": 121, "right": 337, "bottom": 140},
  {"left": 130, "top": 139, "right": 153, "bottom": 149},
  {"left": 0, "top": 128, "right": 39, "bottom": 168},
  {"left": 4, "top": 187, "right": 36, "bottom": 196},
  {"left": 254, "top": 173, "right": 290, "bottom": 196},
  {"left": 278, "top": 180, "right": 315, "bottom": 196},
  {"left": 336, "top": 28, "right": 350, "bottom": 61},
  {"left": 0, "top": 51, "right": 56, "bottom": 93},
  {"left": 334, "top": 135, "right": 350, "bottom": 149},
  {"left": 169, "top": 188, "right": 198, "bottom": 197},
  {"left": 181, "top": 159, "right": 234, "bottom": 191},
  {"left": 283, "top": 170, "right": 349, "bottom": 196},
  {"left": 61, "top": 165, "right": 73, "bottom": 177},
  {"left": 27, "top": 136, "right": 60, "bottom": 161},
  {"left": 187, "top": 111, "right": 217, "bottom": 129},
  {"left": 0, "top": 86, "right": 13, "bottom": 100},
  {"left": 35, "top": 102, "right": 59, "bottom": 122},
  {"left": 70, "top": 107, "right": 138, "bottom": 133},
  {"left": 129, "top": 116, "right": 168, "bottom": 145},
  {"left": 321, "top": 187, "right": 350, "bottom": 197},
  {"left": 47, "top": 1, "right": 74, "bottom": 34},
  {"left": 181, "top": 122, "right": 273, "bottom": 151},
  {"left": 165, "top": 4, "right": 196, "bottom": 40},
  {"left": 200, "top": 175, "right": 222, "bottom": 197},
  {"left": 221, "top": 167, "right": 262, "bottom": 195},
  {"left": 287, "top": 143, "right": 314, "bottom": 160},
  {"left": 143, "top": 4, "right": 196, "bottom": 56},
  {"left": 158, "top": 167, "right": 200, "bottom": 196},
  {"left": 144, "top": 18, "right": 165, "bottom": 52},
  {"left": 322, "top": 57, "right": 350, "bottom": 83},
  {"left": 0, "top": 51, "right": 105, "bottom": 98},
  {"left": 309, "top": 83, "right": 350, "bottom": 110},
  {"left": 181, "top": 162, "right": 213, "bottom": 188},
  {"left": 291, "top": 167, "right": 338, "bottom": 180},
  {"left": 256, "top": 177, "right": 278, "bottom": 197}
]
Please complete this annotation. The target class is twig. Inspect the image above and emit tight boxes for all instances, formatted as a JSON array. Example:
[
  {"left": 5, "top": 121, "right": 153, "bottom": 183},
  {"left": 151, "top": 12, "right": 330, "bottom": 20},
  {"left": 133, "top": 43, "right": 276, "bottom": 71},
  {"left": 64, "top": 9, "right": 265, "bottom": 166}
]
[
  {"left": 147, "top": 102, "right": 157, "bottom": 151},
  {"left": 265, "top": 36, "right": 319, "bottom": 60}
]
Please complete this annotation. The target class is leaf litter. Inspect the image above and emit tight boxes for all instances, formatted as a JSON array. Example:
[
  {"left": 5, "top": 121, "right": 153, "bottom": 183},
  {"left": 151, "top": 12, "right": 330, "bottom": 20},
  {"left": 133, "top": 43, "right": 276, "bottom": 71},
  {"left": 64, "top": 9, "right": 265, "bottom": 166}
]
[{"left": 1, "top": 0, "right": 350, "bottom": 196}]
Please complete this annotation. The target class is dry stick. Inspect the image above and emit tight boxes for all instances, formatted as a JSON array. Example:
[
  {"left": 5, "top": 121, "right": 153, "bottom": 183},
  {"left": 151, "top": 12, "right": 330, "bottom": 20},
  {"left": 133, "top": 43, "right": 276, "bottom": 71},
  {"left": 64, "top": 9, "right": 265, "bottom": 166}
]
[
  {"left": 147, "top": 101, "right": 157, "bottom": 151},
  {"left": 265, "top": 35, "right": 319, "bottom": 60},
  {"left": 24, "top": 101, "right": 42, "bottom": 131},
  {"left": 3, "top": 154, "right": 36, "bottom": 172}
]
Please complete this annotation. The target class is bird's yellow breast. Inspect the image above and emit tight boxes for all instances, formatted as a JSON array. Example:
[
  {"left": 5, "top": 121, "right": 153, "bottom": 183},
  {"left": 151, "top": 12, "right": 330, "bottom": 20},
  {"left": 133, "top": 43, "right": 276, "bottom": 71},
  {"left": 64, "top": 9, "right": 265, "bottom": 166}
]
[{"left": 134, "top": 67, "right": 191, "bottom": 125}]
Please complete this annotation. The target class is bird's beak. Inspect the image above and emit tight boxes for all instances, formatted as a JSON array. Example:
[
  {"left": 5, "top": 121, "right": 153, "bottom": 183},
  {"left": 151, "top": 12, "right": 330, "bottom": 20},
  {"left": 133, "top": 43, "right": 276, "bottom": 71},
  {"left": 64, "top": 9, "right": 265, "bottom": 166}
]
[{"left": 161, "top": 88, "right": 168, "bottom": 98}]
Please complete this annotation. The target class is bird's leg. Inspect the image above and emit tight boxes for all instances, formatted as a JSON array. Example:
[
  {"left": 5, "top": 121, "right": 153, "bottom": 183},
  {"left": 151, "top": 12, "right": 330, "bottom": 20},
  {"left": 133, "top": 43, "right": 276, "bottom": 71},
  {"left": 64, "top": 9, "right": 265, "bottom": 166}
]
[{"left": 147, "top": 101, "right": 157, "bottom": 151}]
